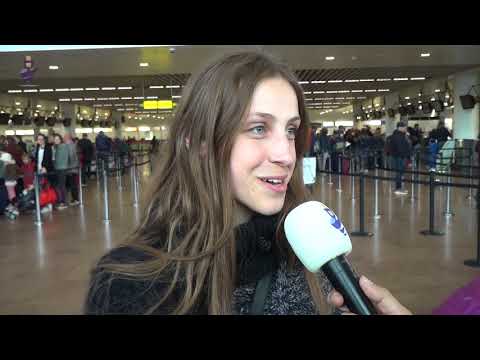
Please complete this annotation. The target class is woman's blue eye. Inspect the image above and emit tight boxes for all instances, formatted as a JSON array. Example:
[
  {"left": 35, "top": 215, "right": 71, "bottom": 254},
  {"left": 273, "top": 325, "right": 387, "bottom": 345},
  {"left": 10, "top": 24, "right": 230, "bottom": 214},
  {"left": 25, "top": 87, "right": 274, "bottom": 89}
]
[
  {"left": 287, "top": 127, "right": 298, "bottom": 139},
  {"left": 250, "top": 126, "right": 265, "bottom": 136}
]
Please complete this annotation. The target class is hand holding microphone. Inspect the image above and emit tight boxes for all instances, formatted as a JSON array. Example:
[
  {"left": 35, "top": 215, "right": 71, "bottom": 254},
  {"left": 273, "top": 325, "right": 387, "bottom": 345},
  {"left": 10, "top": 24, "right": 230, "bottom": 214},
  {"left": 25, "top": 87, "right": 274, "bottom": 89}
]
[{"left": 284, "top": 201, "right": 411, "bottom": 315}]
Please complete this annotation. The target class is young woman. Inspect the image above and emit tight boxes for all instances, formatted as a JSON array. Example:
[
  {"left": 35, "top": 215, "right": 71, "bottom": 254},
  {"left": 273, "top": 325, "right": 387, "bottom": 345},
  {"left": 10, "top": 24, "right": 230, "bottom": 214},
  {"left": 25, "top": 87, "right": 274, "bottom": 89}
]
[{"left": 85, "top": 51, "right": 410, "bottom": 315}]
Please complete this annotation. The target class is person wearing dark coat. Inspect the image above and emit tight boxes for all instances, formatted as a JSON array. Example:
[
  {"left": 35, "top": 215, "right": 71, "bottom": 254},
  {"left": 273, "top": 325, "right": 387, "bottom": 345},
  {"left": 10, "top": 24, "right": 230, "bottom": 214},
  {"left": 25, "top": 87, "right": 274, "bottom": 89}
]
[{"left": 390, "top": 122, "right": 412, "bottom": 195}]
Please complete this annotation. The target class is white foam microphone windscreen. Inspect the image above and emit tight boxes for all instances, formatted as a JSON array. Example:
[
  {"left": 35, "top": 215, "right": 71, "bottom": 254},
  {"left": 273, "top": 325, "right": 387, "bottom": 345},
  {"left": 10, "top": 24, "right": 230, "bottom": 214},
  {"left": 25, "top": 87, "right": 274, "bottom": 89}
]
[{"left": 284, "top": 201, "right": 352, "bottom": 273}]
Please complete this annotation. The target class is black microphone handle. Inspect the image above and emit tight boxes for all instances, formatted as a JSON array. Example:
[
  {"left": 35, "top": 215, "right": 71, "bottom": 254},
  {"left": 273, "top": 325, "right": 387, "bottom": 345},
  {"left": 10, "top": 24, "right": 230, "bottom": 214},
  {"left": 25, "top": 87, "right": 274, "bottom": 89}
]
[{"left": 321, "top": 256, "right": 377, "bottom": 315}]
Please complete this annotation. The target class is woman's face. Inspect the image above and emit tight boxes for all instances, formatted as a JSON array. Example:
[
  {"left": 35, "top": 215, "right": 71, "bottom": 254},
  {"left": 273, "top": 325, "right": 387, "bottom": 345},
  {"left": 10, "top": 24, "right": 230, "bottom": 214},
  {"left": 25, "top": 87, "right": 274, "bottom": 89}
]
[
  {"left": 54, "top": 136, "right": 61, "bottom": 145},
  {"left": 230, "top": 77, "right": 300, "bottom": 223}
]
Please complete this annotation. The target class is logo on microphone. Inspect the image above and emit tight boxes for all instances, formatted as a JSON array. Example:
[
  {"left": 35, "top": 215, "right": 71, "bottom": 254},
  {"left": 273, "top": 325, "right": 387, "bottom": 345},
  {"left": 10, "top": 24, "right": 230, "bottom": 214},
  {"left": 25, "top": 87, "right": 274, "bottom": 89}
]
[{"left": 324, "top": 208, "right": 347, "bottom": 236}]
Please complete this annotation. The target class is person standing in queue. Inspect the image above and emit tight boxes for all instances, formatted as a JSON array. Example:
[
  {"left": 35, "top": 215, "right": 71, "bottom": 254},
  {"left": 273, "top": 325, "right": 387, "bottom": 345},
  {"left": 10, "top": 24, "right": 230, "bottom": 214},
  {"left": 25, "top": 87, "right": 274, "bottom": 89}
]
[
  {"left": 85, "top": 51, "right": 411, "bottom": 315},
  {"left": 390, "top": 121, "right": 412, "bottom": 195}
]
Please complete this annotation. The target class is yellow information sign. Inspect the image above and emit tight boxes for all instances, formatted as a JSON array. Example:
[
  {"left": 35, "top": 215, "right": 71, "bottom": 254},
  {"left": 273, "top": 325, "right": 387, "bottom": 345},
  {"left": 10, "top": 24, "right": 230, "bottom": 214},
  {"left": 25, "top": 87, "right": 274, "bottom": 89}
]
[{"left": 143, "top": 100, "right": 175, "bottom": 110}]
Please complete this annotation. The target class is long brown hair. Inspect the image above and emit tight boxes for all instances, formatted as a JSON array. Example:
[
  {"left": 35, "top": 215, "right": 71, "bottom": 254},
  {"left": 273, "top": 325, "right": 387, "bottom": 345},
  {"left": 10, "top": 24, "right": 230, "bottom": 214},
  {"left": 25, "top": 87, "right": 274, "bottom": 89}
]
[{"left": 96, "top": 51, "right": 327, "bottom": 314}]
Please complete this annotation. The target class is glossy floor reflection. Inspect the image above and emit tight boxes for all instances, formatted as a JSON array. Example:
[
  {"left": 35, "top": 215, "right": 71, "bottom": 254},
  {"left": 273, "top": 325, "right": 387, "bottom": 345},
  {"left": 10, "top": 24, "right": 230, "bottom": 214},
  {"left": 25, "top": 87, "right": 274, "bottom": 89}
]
[{"left": 0, "top": 167, "right": 478, "bottom": 315}]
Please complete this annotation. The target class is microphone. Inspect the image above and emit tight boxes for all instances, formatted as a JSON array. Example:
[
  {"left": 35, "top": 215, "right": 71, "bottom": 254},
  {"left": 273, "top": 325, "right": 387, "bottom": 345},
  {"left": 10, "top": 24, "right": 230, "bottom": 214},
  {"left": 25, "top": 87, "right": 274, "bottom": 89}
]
[{"left": 284, "top": 201, "right": 377, "bottom": 315}]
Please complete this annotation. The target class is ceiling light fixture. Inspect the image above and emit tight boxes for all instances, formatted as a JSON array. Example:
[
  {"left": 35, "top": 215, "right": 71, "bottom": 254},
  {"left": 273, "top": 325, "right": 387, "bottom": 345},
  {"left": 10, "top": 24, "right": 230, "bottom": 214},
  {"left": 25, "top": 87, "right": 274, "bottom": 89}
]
[
  {"left": 8, "top": 90, "right": 22, "bottom": 93},
  {"left": 311, "top": 80, "right": 326, "bottom": 84},
  {"left": 149, "top": 85, "right": 164, "bottom": 89},
  {"left": 121, "top": 97, "right": 132, "bottom": 100},
  {"left": 376, "top": 78, "right": 391, "bottom": 82},
  {"left": 166, "top": 85, "right": 181, "bottom": 89},
  {"left": 359, "top": 79, "right": 374, "bottom": 82},
  {"left": 410, "top": 77, "right": 426, "bottom": 81},
  {"left": 86, "top": 87, "right": 100, "bottom": 91},
  {"left": 59, "top": 98, "right": 70, "bottom": 102},
  {"left": 139, "top": 62, "right": 149, "bottom": 67},
  {"left": 345, "top": 80, "right": 359, "bottom": 83},
  {"left": 393, "top": 78, "right": 408, "bottom": 81},
  {"left": 328, "top": 80, "right": 343, "bottom": 83},
  {"left": 102, "top": 87, "right": 116, "bottom": 90},
  {"left": 39, "top": 89, "right": 54, "bottom": 92},
  {"left": 49, "top": 65, "right": 59, "bottom": 70},
  {"left": 325, "top": 56, "right": 335, "bottom": 61},
  {"left": 24, "top": 89, "right": 38, "bottom": 93},
  {"left": 420, "top": 53, "right": 431, "bottom": 57},
  {"left": 298, "top": 81, "right": 310, "bottom": 84},
  {"left": 118, "top": 86, "right": 133, "bottom": 90},
  {"left": 55, "top": 88, "right": 70, "bottom": 92}
]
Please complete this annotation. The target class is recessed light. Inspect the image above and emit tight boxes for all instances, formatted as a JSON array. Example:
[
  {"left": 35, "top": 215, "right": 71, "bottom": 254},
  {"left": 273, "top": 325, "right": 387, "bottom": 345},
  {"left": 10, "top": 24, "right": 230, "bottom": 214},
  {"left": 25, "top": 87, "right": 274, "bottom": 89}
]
[
  {"left": 376, "top": 78, "right": 391, "bottom": 82},
  {"left": 393, "top": 78, "right": 408, "bottom": 81},
  {"left": 49, "top": 65, "right": 59, "bottom": 70},
  {"left": 72, "top": 98, "right": 83, "bottom": 101},
  {"left": 303, "top": 92, "right": 312, "bottom": 95},
  {"left": 298, "top": 81, "right": 310, "bottom": 84},
  {"left": 139, "top": 62, "right": 149, "bottom": 67},
  {"left": 55, "top": 88, "right": 70, "bottom": 92},
  {"left": 345, "top": 79, "right": 359, "bottom": 83},
  {"left": 59, "top": 98, "right": 70, "bottom": 102},
  {"left": 420, "top": 53, "right": 430, "bottom": 57},
  {"left": 313, "top": 91, "right": 325, "bottom": 94},
  {"left": 86, "top": 87, "right": 100, "bottom": 91},
  {"left": 118, "top": 86, "right": 133, "bottom": 90},
  {"left": 36, "top": 105, "right": 42, "bottom": 108},
  {"left": 404, "top": 96, "right": 410, "bottom": 100},
  {"left": 311, "top": 80, "right": 326, "bottom": 84},
  {"left": 102, "top": 87, "right": 116, "bottom": 90},
  {"left": 325, "top": 56, "right": 335, "bottom": 61},
  {"left": 435, "top": 89, "right": 441, "bottom": 93},
  {"left": 84, "top": 98, "right": 95, "bottom": 101},
  {"left": 149, "top": 85, "right": 164, "bottom": 89},
  {"left": 24, "top": 89, "right": 38, "bottom": 93},
  {"left": 134, "top": 96, "right": 145, "bottom": 100},
  {"left": 108, "top": 97, "right": 119, "bottom": 100},
  {"left": 172, "top": 95, "right": 182, "bottom": 99},
  {"left": 410, "top": 77, "right": 426, "bottom": 81},
  {"left": 327, "top": 80, "right": 343, "bottom": 83},
  {"left": 15, "top": 102, "right": 21, "bottom": 106},
  {"left": 326, "top": 91, "right": 338, "bottom": 94},
  {"left": 70, "top": 88, "right": 84, "bottom": 91},
  {"left": 166, "top": 85, "right": 180, "bottom": 89},
  {"left": 8, "top": 90, "right": 22, "bottom": 93},
  {"left": 146, "top": 96, "right": 158, "bottom": 99},
  {"left": 351, "top": 90, "right": 363, "bottom": 93},
  {"left": 359, "top": 79, "right": 374, "bottom": 82},
  {"left": 378, "top": 89, "right": 390, "bottom": 92}
]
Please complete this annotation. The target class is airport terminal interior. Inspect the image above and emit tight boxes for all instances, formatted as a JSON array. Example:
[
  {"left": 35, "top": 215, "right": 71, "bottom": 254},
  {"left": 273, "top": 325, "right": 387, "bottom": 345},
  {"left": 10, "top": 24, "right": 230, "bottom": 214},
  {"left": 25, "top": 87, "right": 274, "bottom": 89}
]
[{"left": 0, "top": 45, "right": 479, "bottom": 315}]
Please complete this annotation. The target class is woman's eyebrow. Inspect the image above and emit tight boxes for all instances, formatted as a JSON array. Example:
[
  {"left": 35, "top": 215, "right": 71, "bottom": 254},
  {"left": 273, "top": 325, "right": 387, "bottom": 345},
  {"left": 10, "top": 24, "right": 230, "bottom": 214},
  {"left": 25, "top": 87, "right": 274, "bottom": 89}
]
[{"left": 249, "top": 112, "right": 301, "bottom": 123}]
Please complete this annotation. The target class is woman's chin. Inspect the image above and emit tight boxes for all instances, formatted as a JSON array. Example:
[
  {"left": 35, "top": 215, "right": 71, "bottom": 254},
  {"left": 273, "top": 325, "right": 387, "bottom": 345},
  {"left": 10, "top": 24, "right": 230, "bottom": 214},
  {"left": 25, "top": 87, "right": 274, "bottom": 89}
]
[{"left": 252, "top": 199, "right": 285, "bottom": 216}]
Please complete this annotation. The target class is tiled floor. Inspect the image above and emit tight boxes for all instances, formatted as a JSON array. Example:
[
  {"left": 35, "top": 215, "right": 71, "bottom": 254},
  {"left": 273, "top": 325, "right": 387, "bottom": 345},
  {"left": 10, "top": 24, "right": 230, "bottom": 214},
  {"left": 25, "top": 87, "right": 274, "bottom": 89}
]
[{"left": 1, "top": 164, "right": 479, "bottom": 315}]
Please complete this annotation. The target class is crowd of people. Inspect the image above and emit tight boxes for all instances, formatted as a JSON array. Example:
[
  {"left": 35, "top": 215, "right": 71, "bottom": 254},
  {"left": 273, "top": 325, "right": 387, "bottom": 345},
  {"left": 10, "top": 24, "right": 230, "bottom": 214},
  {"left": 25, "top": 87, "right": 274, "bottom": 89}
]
[
  {"left": 0, "top": 131, "right": 157, "bottom": 220},
  {"left": 310, "top": 120, "right": 453, "bottom": 195}
]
